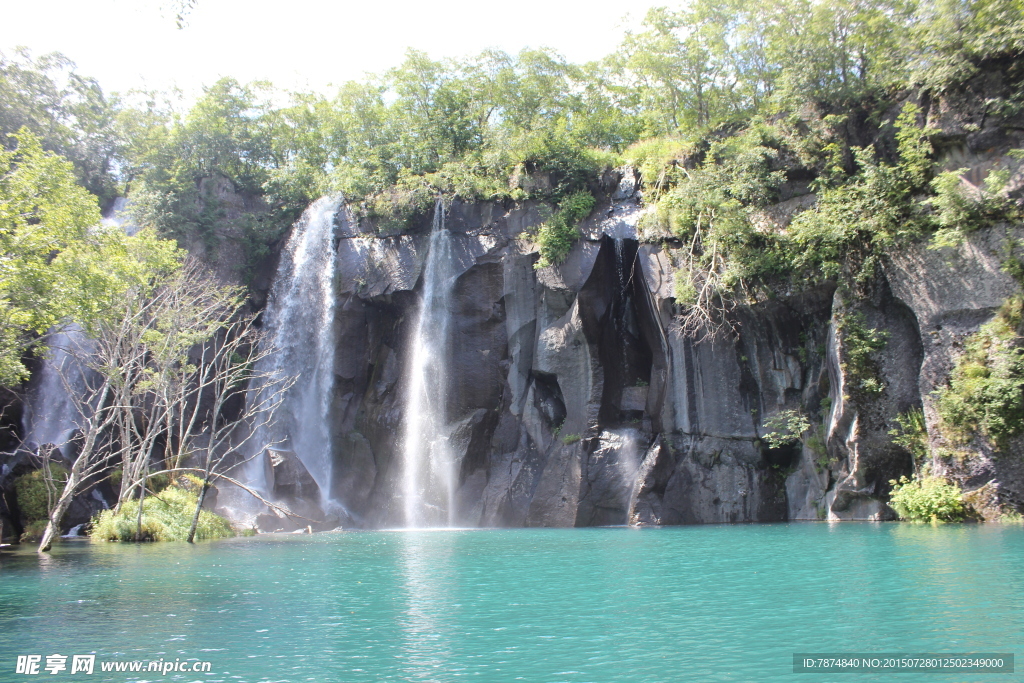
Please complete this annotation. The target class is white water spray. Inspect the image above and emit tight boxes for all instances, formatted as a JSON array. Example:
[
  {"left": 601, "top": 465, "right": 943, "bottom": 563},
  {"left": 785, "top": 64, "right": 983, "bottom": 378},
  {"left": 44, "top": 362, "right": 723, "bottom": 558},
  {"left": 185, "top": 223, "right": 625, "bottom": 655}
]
[
  {"left": 626, "top": 440, "right": 660, "bottom": 525},
  {"left": 22, "top": 326, "right": 94, "bottom": 458},
  {"left": 246, "top": 196, "right": 341, "bottom": 507},
  {"left": 401, "top": 200, "right": 459, "bottom": 527}
]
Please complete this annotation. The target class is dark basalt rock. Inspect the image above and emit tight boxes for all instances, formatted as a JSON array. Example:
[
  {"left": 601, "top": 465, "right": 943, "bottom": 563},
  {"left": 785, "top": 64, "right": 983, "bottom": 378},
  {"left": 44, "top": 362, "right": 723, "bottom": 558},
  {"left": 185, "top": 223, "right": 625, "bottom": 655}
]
[{"left": 303, "top": 176, "right": 1024, "bottom": 526}]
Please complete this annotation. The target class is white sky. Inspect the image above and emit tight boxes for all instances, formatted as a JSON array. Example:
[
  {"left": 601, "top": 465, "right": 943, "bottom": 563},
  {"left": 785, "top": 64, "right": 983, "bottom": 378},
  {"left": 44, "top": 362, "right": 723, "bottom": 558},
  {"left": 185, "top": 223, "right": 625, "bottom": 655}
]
[{"left": 2, "top": 0, "right": 663, "bottom": 99}]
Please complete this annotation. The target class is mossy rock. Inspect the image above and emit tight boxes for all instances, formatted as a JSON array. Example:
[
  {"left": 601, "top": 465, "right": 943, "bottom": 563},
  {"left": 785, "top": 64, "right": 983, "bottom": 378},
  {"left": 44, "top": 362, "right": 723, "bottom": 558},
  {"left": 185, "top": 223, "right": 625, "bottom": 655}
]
[{"left": 14, "top": 465, "right": 69, "bottom": 522}]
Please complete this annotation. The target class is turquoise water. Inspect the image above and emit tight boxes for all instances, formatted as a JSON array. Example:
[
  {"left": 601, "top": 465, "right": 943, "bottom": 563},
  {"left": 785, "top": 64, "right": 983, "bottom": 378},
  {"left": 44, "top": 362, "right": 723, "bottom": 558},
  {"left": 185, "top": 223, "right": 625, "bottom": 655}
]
[{"left": 1, "top": 523, "right": 1021, "bottom": 682}]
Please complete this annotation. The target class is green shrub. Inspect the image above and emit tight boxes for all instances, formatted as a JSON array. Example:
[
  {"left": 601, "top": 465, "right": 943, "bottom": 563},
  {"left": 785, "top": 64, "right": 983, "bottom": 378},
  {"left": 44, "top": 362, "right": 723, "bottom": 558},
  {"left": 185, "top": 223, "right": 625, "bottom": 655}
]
[
  {"left": 928, "top": 169, "right": 1021, "bottom": 250},
  {"left": 927, "top": 168, "right": 982, "bottom": 248},
  {"left": 672, "top": 271, "right": 697, "bottom": 306},
  {"left": 535, "top": 191, "right": 596, "bottom": 267},
  {"left": 889, "top": 408, "right": 929, "bottom": 465},
  {"left": 561, "top": 433, "right": 582, "bottom": 445},
  {"left": 90, "top": 482, "right": 233, "bottom": 542},
  {"left": 147, "top": 472, "right": 172, "bottom": 493},
  {"left": 643, "top": 124, "right": 785, "bottom": 240},
  {"left": 935, "top": 297, "right": 1024, "bottom": 447},
  {"left": 14, "top": 464, "right": 69, "bottom": 521},
  {"left": 835, "top": 312, "right": 888, "bottom": 397},
  {"left": 365, "top": 178, "right": 435, "bottom": 233},
  {"left": 789, "top": 104, "right": 934, "bottom": 283},
  {"left": 19, "top": 519, "right": 49, "bottom": 543},
  {"left": 888, "top": 475, "right": 965, "bottom": 522},
  {"left": 503, "top": 128, "right": 610, "bottom": 199},
  {"left": 761, "top": 409, "right": 811, "bottom": 448}
]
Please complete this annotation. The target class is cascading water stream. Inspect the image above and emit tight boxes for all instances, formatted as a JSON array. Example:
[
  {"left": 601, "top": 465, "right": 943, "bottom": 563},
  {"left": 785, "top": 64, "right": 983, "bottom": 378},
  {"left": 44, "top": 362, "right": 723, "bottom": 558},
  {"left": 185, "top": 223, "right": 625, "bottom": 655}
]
[
  {"left": 21, "top": 325, "right": 94, "bottom": 458},
  {"left": 245, "top": 195, "right": 342, "bottom": 510},
  {"left": 625, "top": 438, "right": 659, "bottom": 525},
  {"left": 401, "top": 199, "right": 459, "bottom": 528}
]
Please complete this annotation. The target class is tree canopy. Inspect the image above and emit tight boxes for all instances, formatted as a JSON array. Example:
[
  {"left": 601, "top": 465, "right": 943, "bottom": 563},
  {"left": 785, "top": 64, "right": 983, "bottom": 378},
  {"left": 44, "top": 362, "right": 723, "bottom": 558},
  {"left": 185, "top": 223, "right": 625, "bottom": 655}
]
[{"left": 0, "top": 128, "right": 182, "bottom": 386}]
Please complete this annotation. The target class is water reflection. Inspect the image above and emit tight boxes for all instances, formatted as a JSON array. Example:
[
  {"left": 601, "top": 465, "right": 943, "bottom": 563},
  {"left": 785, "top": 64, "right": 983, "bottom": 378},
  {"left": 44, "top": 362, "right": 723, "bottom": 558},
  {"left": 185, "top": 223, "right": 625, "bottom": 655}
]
[{"left": 397, "top": 531, "right": 456, "bottom": 680}]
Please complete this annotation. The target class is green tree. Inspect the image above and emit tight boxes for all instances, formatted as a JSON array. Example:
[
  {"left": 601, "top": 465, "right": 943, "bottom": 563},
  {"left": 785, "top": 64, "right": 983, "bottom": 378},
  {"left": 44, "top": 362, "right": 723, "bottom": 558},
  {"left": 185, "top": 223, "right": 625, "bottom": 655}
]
[
  {"left": 0, "top": 130, "right": 102, "bottom": 385},
  {"left": 0, "top": 49, "right": 119, "bottom": 203},
  {"left": 912, "top": 0, "right": 1024, "bottom": 87},
  {"left": 768, "top": 0, "right": 915, "bottom": 107},
  {"left": 616, "top": 5, "right": 734, "bottom": 133}
]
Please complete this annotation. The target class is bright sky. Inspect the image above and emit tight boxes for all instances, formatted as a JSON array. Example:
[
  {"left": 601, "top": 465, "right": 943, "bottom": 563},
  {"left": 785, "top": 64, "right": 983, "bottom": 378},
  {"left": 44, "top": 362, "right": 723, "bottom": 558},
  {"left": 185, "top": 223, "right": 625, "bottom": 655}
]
[{"left": 3, "top": 0, "right": 663, "bottom": 99}]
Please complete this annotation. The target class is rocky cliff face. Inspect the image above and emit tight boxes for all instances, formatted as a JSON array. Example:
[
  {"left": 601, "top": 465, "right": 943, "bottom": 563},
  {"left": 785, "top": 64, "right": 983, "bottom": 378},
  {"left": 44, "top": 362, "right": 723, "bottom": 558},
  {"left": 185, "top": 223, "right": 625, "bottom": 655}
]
[{"left": 240, "top": 153, "right": 1023, "bottom": 528}]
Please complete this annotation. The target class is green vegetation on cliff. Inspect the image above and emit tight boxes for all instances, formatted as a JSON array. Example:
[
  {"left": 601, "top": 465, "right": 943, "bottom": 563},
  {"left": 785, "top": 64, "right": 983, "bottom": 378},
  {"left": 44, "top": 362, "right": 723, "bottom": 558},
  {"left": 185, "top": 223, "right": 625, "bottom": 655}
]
[
  {"left": 5, "top": 0, "right": 1021, "bottom": 273},
  {"left": 536, "top": 191, "right": 597, "bottom": 267},
  {"left": 936, "top": 296, "right": 1024, "bottom": 448}
]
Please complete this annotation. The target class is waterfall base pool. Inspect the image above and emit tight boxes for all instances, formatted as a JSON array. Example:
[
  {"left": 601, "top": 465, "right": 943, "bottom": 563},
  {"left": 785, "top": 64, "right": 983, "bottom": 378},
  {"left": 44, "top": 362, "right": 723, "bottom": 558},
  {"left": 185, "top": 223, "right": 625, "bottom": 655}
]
[{"left": 2, "top": 524, "right": 1021, "bottom": 682}]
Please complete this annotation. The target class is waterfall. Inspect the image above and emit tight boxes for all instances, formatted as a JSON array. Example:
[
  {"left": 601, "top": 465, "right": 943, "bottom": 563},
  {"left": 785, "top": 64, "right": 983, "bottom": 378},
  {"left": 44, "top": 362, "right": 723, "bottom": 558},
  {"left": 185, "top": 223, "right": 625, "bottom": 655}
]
[
  {"left": 401, "top": 199, "right": 459, "bottom": 528},
  {"left": 245, "top": 196, "right": 342, "bottom": 508},
  {"left": 101, "top": 197, "right": 140, "bottom": 236},
  {"left": 21, "top": 326, "right": 94, "bottom": 459},
  {"left": 607, "top": 428, "right": 643, "bottom": 524}
]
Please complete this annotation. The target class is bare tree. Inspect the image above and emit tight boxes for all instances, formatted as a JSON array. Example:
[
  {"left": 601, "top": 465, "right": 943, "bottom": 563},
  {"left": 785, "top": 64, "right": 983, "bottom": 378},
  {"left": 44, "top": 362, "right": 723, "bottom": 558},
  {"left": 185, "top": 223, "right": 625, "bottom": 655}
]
[
  {"left": 673, "top": 209, "right": 739, "bottom": 343},
  {"left": 159, "top": 314, "right": 295, "bottom": 543},
  {"left": 36, "top": 258, "right": 296, "bottom": 551},
  {"left": 36, "top": 290, "right": 151, "bottom": 551}
]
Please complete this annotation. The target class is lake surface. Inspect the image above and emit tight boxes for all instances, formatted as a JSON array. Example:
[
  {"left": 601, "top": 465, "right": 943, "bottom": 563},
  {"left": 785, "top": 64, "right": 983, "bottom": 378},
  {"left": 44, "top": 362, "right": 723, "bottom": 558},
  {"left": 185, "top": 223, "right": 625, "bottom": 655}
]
[{"left": 1, "top": 523, "right": 1022, "bottom": 682}]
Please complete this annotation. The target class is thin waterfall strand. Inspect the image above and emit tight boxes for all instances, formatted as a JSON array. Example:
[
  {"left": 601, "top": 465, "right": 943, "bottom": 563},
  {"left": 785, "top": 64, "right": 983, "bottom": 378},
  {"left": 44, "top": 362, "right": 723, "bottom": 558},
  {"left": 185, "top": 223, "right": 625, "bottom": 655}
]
[{"left": 401, "top": 200, "right": 459, "bottom": 527}]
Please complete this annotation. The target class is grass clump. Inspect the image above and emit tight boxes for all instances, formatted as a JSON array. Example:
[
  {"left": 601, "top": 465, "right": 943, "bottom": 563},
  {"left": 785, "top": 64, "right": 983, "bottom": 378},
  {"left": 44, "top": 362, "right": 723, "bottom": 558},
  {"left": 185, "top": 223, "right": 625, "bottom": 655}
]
[
  {"left": 622, "top": 136, "right": 692, "bottom": 195},
  {"left": 888, "top": 475, "right": 965, "bottom": 522},
  {"left": 91, "top": 478, "right": 233, "bottom": 542},
  {"left": 561, "top": 433, "right": 582, "bottom": 445}
]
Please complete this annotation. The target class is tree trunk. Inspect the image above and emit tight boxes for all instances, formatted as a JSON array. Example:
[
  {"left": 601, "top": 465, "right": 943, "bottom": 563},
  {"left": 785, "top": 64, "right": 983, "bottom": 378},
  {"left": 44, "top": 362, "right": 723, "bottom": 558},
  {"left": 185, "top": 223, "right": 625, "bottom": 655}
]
[
  {"left": 186, "top": 480, "right": 210, "bottom": 544},
  {"left": 37, "top": 467, "right": 82, "bottom": 553},
  {"left": 134, "top": 474, "right": 147, "bottom": 542}
]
